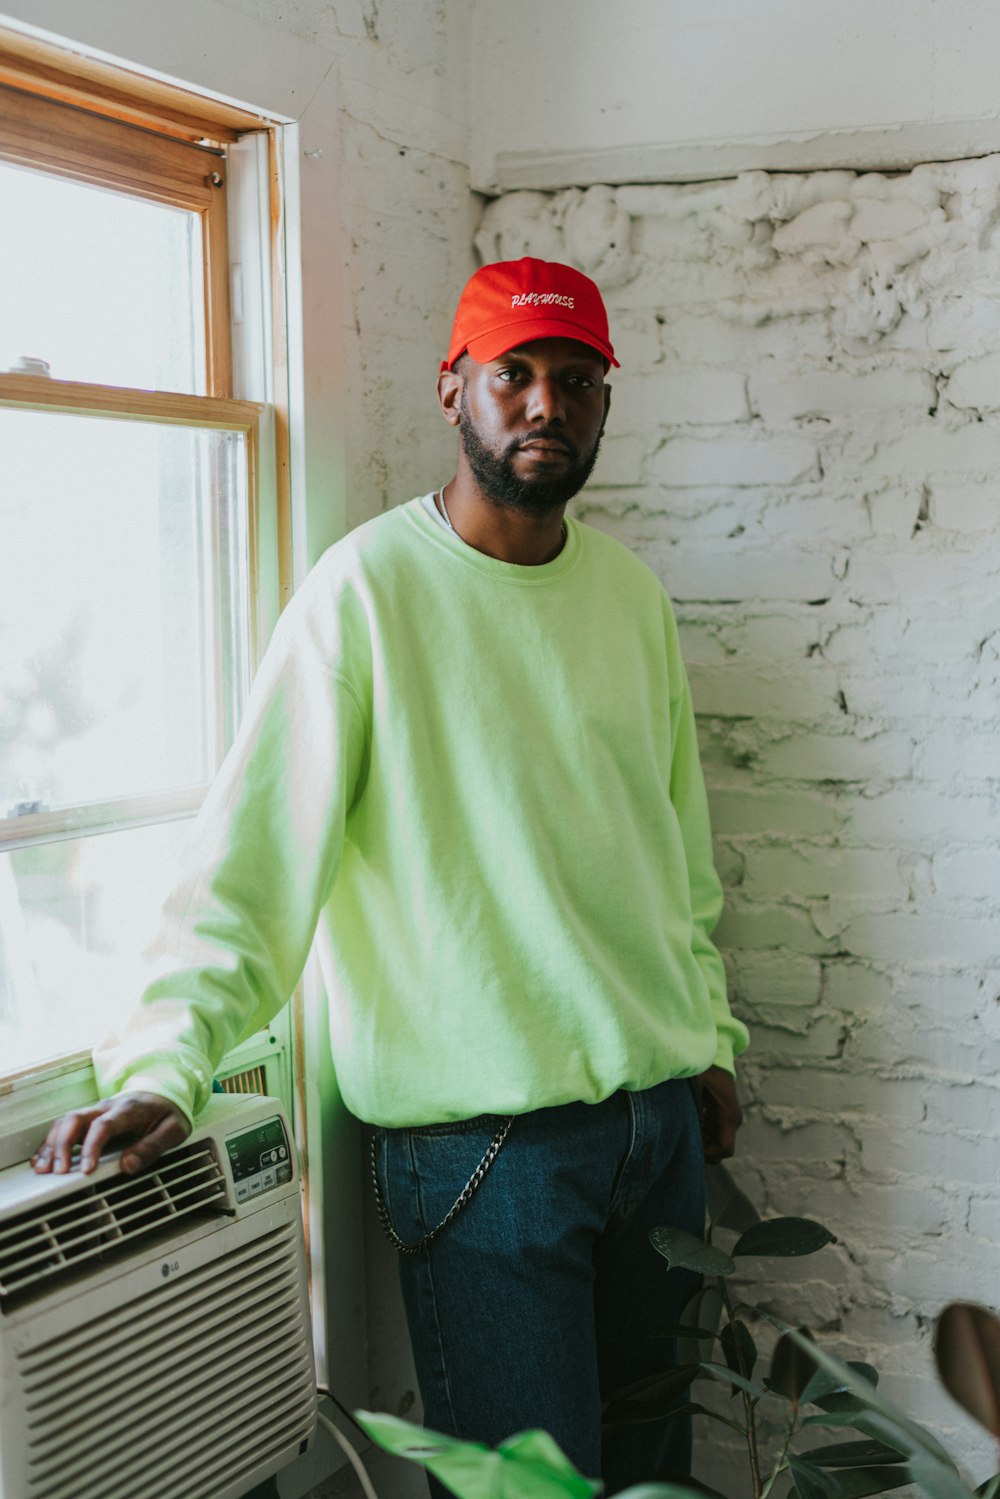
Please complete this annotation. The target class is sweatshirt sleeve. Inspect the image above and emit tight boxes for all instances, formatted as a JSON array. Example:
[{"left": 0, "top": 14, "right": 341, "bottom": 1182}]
[
  {"left": 93, "top": 580, "right": 370, "bottom": 1126},
  {"left": 664, "top": 600, "right": 750, "bottom": 1075}
]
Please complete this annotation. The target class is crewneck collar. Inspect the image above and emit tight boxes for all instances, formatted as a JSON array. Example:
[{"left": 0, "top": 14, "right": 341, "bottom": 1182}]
[{"left": 404, "top": 494, "right": 583, "bottom": 584}]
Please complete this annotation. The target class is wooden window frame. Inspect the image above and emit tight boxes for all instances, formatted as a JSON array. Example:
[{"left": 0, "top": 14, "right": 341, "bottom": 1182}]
[
  {"left": 0, "top": 80, "right": 233, "bottom": 396},
  {"left": 0, "top": 31, "right": 284, "bottom": 1088}
]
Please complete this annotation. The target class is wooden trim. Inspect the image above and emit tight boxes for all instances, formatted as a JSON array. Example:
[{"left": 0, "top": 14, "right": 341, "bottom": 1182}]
[
  {"left": 246, "top": 414, "right": 262, "bottom": 667},
  {"left": 203, "top": 160, "right": 234, "bottom": 397},
  {"left": 0, "top": 81, "right": 223, "bottom": 209},
  {"left": 0, "top": 26, "right": 274, "bottom": 143},
  {"left": 0, "top": 373, "right": 262, "bottom": 430},
  {"left": 269, "top": 131, "right": 294, "bottom": 613}
]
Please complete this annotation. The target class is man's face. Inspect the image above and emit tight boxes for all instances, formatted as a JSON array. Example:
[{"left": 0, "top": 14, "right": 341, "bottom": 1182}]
[{"left": 454, "top": 338, "right": 610, "bottom": 513}]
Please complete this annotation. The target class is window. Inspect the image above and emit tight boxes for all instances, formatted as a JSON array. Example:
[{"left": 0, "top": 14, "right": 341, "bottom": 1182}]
[{"left": 0, "top": 54, "right": 286, "bottom": 1087}]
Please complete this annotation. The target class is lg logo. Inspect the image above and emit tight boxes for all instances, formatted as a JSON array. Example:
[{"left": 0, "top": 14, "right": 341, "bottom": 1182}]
[{"left": 161, "top": 1259, "right": 181, "bottom": 1279}]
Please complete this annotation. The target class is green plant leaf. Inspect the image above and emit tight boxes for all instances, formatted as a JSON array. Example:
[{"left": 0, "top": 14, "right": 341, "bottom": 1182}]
[
  {"left": 976, "top": 1475, "right": 1000, "bottom": 1498},
  {"left": 801, "top": 1412, "right": 906, "bottom": 1446},
  {"left": 720, "top": 1317, "right": 757, "bottom": 1383},
  {"left": 650, "top": 1226, "right": 735, "bottom": 1276},
  {"left": 779, "top": 1329, "right": 959, "bottom": 1469},
  {"left": 355, "top": 1412, "right": 601, "bottom": 1499},
  {"left": 706, "top": 1163, "right": 762, "bottom": 1233},
  {"left": 771, "top": 1327, "right": 820, "bottom": 1402},
  {"left": 602, "top": 1365, "right": 701, "bottom": 1424},
  {"left": 934, "top": 1302, "right": 1000, "bottom": 1439},
  {"left": 733, "top": 1218, "right": 837, "bottom": 1258},
  {"left": 789, "top": 1459, "right": 911, "bottom": 1498},
  {"left": 906, "top": 1448, "right": 979, "bottom": 1499},
  {"left": 677, "top": 1285, "right": 724, "bottom": 1366},
  {"left": 700, "top": 1359, "right": 770, "bottom": 1400},
  {"left": 802, "top": 1440, "right": 906, "bottom": 1468},
  {"left": 802, "top": 1362, "right": 879, "bottom": 1408},
  {"left": 788, "top": 1455, "right": 841, "bottom": 1498}
]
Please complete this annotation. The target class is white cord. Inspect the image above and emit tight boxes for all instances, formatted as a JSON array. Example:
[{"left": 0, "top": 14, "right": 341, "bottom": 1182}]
[{"left": 316, "top": 1408, "right": 381, "bottom": 1499}]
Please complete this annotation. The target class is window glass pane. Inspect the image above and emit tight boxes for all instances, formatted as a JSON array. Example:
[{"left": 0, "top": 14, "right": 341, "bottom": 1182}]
[
  {"left": 0, "top": 407, "right": 251, "bottom": 817},
  {"left": 0, "top": 819, "right": 190, "bottom": 1073},
  {"left": 0, "top": 161, "right": 205, "bottom": 393}
]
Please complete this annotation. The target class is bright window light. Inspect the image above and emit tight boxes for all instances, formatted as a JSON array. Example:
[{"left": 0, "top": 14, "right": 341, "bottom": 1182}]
[{"left": 0, "top": 160, "right": 205, "bottom": 392}]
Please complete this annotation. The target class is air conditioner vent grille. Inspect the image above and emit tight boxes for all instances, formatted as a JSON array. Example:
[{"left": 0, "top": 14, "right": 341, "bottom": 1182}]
[
  {"left": 17, "top": 1221, "right": 314, "bottom": 1499},
  {"left": 0, "top": 1144, "right": 227, "bottom": 1309}
]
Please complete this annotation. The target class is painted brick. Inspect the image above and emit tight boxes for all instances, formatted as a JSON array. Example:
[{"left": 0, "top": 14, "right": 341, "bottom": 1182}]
[
  {"left": 919, "top": 728, "right": 1000, "bottom": 782},
  {"left": 648, "top": 547, "right": 835, "bottom": 602},
  {"left": 760, "top": 491, "right": 873, "bottom": 541},
  {"left": 751, "top": 367, "right": 936, "bottom": 423},
  {"left": 688, "top": 663, "right": 840, "bottom": 719},
  {"left": 756, "top": 731, "right": 914, "bottom": 782},
  {"left": 922, "top": 1079, "right": 1000, "bottom": 1134},
  {"left": 867, "top": 419, "right": 1000, "bottom": 477},
  {"left": 714, "top": 902, "right": 834, "bottom": 954},
  {"left": 728, "top": 949, "right": 823, "bottom": 1009},
  {"left": 743, "top": 845, "right": 910, "bottom": 901},
  {"left": 841, "top": 788, "right": 1000, "bottom": 845},
  {"left": 863, "top": 1243, "right": 996, "bottom": 1308},
  {"left": 708, "top": 788, "right": 842, "bottom": 836},
  {"left": 933, "top": 848, "right": 1000, "bottom": 901},
  {"left": 589, "top": 432, "right": 649, "bottom": 487},
  {"left": 944, "top": 352, "right": 1000, "bottom": 412},
  {"left": 649, "top": 434, "right": 820, "bottom": 487},
  {"left": 865, "top": 484, "right": 925, "bottom": 538},
  {"left": 838, "top": 912, "right": 1000, "bottom": 965},
  {"left": 861, "top": 1127, "right": 1000, "bottom": 1188},
  {"left": 741, "top": 1017, "right": 846, "bottom": 1056},
  {"left": 745, "top": 1119, "right": 858, "bottom": 1168},
  {"left": 611, "top": 370, "right": 750, "bottom": 427},
  {"left": 968, "top": 1197, "right": 1000, "bottom": 1240},
  {"left": 930, "top": 481, "right": 1000, "bottom": 533}
]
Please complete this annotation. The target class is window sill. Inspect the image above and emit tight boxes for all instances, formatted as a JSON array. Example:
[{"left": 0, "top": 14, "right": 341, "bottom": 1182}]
[{"left": 0, "top": 1051, "right": 98, "bottom": 1171}]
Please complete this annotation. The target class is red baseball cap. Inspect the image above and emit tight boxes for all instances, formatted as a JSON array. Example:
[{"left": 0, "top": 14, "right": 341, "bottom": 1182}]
[{"left": 442, "top": 257, "right": 619, "bottom": 371}]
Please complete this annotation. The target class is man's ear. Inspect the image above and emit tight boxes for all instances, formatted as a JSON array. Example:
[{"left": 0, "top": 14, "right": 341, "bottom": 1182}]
[
  {"left": 437, "top": 368, "right": 463, "bottom": 427},
  {"left": 600, "top": 380, "right": 611, "bottom": 435}
]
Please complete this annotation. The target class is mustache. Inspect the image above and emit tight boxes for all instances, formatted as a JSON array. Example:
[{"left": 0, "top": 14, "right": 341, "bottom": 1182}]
[{"left": 508, "top": 429, "right": 575, "bottom": 457}]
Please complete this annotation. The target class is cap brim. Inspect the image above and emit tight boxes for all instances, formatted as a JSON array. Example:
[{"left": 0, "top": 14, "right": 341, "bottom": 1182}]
[{"left": 460, "top": 316, "right": 618, "bottom": 369}]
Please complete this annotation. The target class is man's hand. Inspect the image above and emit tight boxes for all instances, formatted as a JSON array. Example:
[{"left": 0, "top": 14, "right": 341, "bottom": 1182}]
[
  {"left": 696, "top": 1066, "right": 743, "bottom": 1164},
  {"left": 32, "top": 1093, "right": 191, "bottom": 1177}
]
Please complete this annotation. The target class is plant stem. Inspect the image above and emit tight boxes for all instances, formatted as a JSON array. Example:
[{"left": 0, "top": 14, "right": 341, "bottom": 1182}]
[
  {"left": 759, "top": 1406, "right": 797, "bottom": 1499},
  {"left": 718, "top": 1277, "right": 763, "bottom": 1498}
]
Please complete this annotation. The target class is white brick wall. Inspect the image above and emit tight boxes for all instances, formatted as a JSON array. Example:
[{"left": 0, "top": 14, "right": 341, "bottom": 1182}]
[{"left": 479, "top": 169, "right": 1000, "bottom": 1491}]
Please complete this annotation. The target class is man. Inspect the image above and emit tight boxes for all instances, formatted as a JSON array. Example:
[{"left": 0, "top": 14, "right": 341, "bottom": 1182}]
[{"left": 33, "top": 258, "right": 747, "bottom": 1490}]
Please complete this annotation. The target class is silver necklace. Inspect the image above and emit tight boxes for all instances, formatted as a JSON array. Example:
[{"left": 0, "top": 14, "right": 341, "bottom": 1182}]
[
  {"left": 436, "top": 489, "right": 567, "bottom": 548},
  {"left": 436, "top": 488, "right": 457, "bottom": 533}
]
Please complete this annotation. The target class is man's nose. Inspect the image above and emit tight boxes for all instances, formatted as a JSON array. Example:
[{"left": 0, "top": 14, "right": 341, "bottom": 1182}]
[{"left": 526, "top": 376, "right": 566, "bottom": 424}]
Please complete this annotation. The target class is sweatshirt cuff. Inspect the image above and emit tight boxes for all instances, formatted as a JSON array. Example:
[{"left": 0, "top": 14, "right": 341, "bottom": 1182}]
[{"left": 99, "top": 1066, "right": 199, "bottom": 1132}]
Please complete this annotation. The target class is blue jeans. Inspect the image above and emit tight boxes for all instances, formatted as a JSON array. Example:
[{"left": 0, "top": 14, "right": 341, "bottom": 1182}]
[{"left": 372, "top": 1078, "right": 705, "bottom": 1493}]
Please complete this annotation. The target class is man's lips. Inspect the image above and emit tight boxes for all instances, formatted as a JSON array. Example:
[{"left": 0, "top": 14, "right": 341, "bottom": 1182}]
[{"left": 518, "top": 438, "right": 572, "bottom": 455}]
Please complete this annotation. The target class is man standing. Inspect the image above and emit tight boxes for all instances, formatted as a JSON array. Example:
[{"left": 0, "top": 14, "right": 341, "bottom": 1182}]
[{"left": 34, "top": 259, "right": 747, "bottom": 1489}]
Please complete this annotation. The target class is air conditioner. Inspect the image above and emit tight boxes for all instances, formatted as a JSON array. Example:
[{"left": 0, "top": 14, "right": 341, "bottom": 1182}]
[{"left": 0, "top": 1093, "right": 316, "bottom": 1499}]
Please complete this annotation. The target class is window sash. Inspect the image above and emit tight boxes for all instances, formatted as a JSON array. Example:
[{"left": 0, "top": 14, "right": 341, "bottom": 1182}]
[
  {"left": 0, "top": 375, "right": 263, "bottom": 846},
  {"left": 0, "top": 82, "right": 234, "bottom": 396}
]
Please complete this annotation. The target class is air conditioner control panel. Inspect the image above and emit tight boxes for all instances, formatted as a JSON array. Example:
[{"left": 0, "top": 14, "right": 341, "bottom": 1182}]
[{"left": 223, "top": 1114, "right": 293, "bottom": 1204}]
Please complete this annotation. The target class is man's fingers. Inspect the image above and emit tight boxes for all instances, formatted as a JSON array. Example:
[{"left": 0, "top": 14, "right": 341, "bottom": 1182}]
[
  {"left": 119, "top": 1110, "right": 191, "bottom": 1175},
  {"left": 32, "top": 1094, "right": 189, "bottom": 1177},
  {"left": 33, "top": 1102, "right": 115, "bottom": 1175}
]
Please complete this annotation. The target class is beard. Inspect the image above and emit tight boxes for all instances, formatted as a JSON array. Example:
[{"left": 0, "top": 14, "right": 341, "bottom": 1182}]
[{"left": 458, "top": 388, "right": 603, "bottom": 515}]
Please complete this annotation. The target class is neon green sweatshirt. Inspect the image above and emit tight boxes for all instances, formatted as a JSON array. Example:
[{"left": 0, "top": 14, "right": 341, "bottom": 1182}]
[{"left": 95, "top": 497, "right": 748, "bottom": 1127}]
